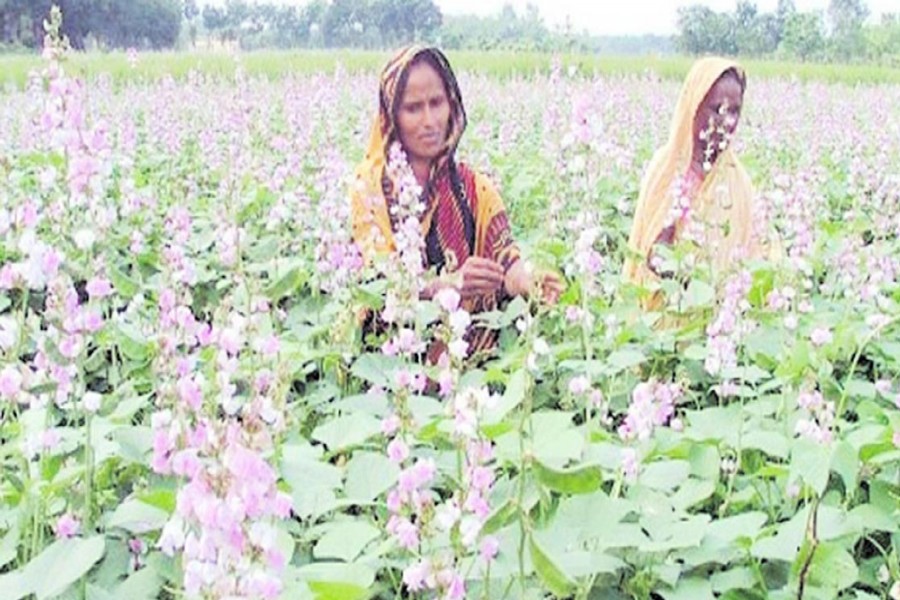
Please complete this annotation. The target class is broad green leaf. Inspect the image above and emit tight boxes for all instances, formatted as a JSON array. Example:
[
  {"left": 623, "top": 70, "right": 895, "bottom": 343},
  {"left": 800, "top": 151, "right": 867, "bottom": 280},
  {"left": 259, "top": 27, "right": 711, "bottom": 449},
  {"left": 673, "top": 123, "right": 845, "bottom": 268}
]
[
  {"left": 108, "top": 264, "right": 140, "bottom": 299},
  {"left": 484, "top": 368, "right": 527, "bottom": 426},
  {"left": 707, "top": 512, "right": 768, "bottom": 544},
  {"left": 830, "top": 440, "right": 860, "bottom": 493},
  {"left": 350, "top": 353, "right": 400, "bottom": 388},
  {"left": 0, "top": 525, "right": 19, "bottom": 570},
  {"left": 751, "top": 507, "right": 808, "bottom": 562},
  {"left": 670, "top": 478, "right": 716, "bottom": 511},
  {"left": 295, "top": 563, "right": 375, "bottom": 600},
  {"left": 22, "top": 535, "right": 106, "bottom": 600},
  {"left": 343, "top": 452, "right": 398, "bottom": 503},
  {"left": 684, "top": 280, "right": 715, "bottom": 309},
  {"left": 605, "top": 349, "right": 646, "bottom": 374},
  {"left": 711, "top": 567, "right": 757, "bottom": 593},
  {"left": 639, "top": 460, "right": 690, "bottom": 491},
  {"left": 688, "top": 444, "right": 721, "bottom": 479},
  {"left": 529, "top": 535, "right": 576, "bottom": 598},
  {"left": 313, "top": 522, "right": 381, "bottom": 562},
  {"left": 116, "top": 566, "right": 163, "bottom": 599},
  {"left": 806, "top": 542, "right": 859, "bottom": 593},
  {"left": 790, "top": 438, "right": 831, "bottom": 496},
  {"left": 311, "top": 413, "right": 381, "bottom": 451},
  {"left": 684, "top": 405, "right": 741, "bottom": 446},
  {"left": 742, "top": 429, "right": 790, "bottom": 459},
  {"left": 658, "top": 577, "right": 714, "bottom": 600},
  {"left": 107, "top": 499, "right": 169, "bottom": 533},
  {"left": 0, "top": 571, "right": 28, "bottom": 600},
  {"left": 534, "top": 460, "right": 603, "bottom": 495},
  {"left": 640, "top": 514, "right": 710, "bottom": 552},
  {"left": 265, "top": 267, "right": 308, "bottom": 300}
]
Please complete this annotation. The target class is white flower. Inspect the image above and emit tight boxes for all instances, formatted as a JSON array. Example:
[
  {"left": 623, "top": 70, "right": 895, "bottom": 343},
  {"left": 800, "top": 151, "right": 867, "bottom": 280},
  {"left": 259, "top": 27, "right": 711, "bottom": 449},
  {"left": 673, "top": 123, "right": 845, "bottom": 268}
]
[
  {"left": 73, "top": 228, "right": 96, "bottom": 250},
  {"left": 448, "top": 338, "right": 468, "bottom": 360},
  {"left": 82, "top": 391, "right": 101, "bottom": 412}
]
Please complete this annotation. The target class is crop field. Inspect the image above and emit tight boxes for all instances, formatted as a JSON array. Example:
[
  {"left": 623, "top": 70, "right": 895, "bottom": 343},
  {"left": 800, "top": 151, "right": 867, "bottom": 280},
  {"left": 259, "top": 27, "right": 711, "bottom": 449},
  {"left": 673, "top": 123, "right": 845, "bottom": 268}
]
[{"left": 1, "top": 45, "right": 900, "bottom": 600}]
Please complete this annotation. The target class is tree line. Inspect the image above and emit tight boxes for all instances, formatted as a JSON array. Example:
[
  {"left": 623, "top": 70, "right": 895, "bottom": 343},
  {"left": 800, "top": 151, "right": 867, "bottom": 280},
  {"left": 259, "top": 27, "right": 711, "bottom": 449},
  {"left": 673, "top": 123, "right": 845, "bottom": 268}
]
[
  {"left": 676, "top": 0, "right": 900, "bottom": 63},
  {"left": 1, "top": 0, "right": 897, "bottom": 64}
]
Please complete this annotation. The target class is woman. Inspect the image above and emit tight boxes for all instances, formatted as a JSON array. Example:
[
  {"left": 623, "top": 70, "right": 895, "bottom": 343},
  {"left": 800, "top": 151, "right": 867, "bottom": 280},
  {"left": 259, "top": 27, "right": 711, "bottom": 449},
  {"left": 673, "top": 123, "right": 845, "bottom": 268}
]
[
  {"left": 351, "top": 45, "right": 561, "bottom": 352},
  {"left": 623, "top": 57, "right": 772, "bottom": 310}
]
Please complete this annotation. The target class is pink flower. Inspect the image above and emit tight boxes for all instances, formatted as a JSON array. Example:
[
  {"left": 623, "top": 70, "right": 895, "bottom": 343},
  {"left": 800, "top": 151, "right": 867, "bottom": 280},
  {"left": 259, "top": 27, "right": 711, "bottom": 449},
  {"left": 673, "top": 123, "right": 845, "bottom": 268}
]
[
  {"left": 86, "top": 277, "right": 113, "bottom": 299},
  {"left": 480, "top": 535, "right": 500, "bottom": 562},
  {"left": 568, "top": 375, "right": 589, "bottom": 395},
  {"left": 621, "top": 447, "right": 639, "bottom": 483},
  {"left": 381, "top": 414, "right": 401, "bottom": 436},
  {"left": 435, "top": 287, "right": 461, "bottom": 312},
  {"left": 810, "top": 327, "right": 833, "bottom": 347},
  {"left": 54, "top": 513, "right": 80, "bottom": 539},
  {"left": 402, "top": 559, "right": 431, "bottom": 592},
  {"left": 0, "top": 366, "right": 23, "bottom": 399},
  {"left": 387, "top": 437, "right": 409, "bottom": 464}
]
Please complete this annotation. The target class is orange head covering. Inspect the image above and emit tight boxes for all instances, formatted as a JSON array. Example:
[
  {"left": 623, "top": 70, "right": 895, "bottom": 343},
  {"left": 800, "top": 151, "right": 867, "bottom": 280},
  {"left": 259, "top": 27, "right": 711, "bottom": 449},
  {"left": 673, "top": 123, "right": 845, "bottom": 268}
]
[{"left": 350, "top": 45, "right": 507, "bottom": 264}]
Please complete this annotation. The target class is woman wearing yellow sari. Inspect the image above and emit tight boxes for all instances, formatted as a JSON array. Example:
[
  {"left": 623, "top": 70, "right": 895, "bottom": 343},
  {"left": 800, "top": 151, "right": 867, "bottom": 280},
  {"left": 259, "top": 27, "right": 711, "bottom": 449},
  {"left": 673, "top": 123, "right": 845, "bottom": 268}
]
[
  {"left": 351, "top": 45, "right": 562, "bottom": 352},
  {"left": 623, "top": 57, "right": 770, "bottom": 310}
]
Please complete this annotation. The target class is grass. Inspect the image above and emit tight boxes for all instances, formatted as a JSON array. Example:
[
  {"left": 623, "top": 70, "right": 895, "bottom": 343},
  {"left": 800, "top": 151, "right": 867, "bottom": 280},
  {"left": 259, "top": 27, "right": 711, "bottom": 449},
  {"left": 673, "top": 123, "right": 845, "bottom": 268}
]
[{"left": 1, "top": 48, "right": 899, "bottom": 89}]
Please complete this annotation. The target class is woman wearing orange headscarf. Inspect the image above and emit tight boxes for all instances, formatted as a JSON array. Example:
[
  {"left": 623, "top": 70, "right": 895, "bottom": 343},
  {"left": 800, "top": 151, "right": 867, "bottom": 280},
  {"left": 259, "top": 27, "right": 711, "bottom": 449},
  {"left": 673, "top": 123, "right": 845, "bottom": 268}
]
[
  {"left": 623, "top": 57, "right": 772, "bottom": 311},
  {"left": 351, "top": 45, "right": 562, "bottom": 352}
]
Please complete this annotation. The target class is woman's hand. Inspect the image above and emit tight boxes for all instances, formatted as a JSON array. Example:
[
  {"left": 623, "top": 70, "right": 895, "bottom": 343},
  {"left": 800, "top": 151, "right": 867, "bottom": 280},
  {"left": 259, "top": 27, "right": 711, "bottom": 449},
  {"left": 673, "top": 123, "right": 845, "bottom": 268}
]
[
  {"left": 505, "top": 260, "right": 564, "bottom": 305},
  {"left": 457, "top": 256, "right": 505, "bottom": 299}
]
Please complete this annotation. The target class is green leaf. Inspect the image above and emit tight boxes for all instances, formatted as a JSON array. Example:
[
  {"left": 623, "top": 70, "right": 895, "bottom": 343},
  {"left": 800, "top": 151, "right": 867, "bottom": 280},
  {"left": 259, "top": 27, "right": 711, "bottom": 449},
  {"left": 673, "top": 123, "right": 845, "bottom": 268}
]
[
  {"left": 107, "top": 499, "right": 169, "bottom": 533},
  {"left": 311, "top": 413, "right": 382, "bottom": 452},
  {"left": 484, "top": 368, "right": 527, "bottom": 426},
  {"left": 22, "top": 535, "right": 106, "bottom": 600},
  {"left": 830, "top": 440, "right": 859, "bottom": 493},
  {"left": 684, "top": 405, "right": 741, "bottom": 446},
  {"left": 0, "top": 525, "right": 20, "bottom": 570},
  {"left": 313, "top": 522, "right": 381, "bottom": 562},
  {"left": 534, "top": 460, "right": 603, "bottom": 495},
  {"left": 115, "top": 323, "right": 153, "bottom": 362},
  {"left": 790, "top": 438, "right": 831, "bottom": 496},
  {"left": 116, "top": 566, "right": 163, "bottom": 600},
  {"left": 684, "top": 280, "right": 715, "bottom": 309},
  {"left": 529, "top": 535, "right": 576, "bottom": 598},
  {"left": 658, "top": 577, "right": 714, "bottom": 600},
  {"left": 349, "top": 353, "right": 399, "bottom": 388},
  {"left": 670, "top": 478, "right": 716, "bottom": 511},
  {"left": 711, "top": 567, "right": 757, "bottom": 593},
  {"left": 108, "top": 264, "right": 140, "bottom": 299},
  {"left": 343, "top": 452, "right": 398, "bottom": 503},
  {"left": 0, "top": 571, "right": 28, "bottom": 600},
  {"left": 605, "top": 349, "right": 646, "bottom": 374},
  {"left": 265, "top": 267, "right": 308, "bottom": 300},
  {"left": 639, "top": 460, "right": 690, "bottom": 491},
  {"left": 688, "top": 444, "right": 721, "bottom": 479},
  {"left": 806, "top": 542, "right": 859, "bottom": 593},
  {"left": 295, "top": 563, "right": 375, "bottom": 600},
  {"left": 743, "top": 429, "right": 790, "bottom": 459}
]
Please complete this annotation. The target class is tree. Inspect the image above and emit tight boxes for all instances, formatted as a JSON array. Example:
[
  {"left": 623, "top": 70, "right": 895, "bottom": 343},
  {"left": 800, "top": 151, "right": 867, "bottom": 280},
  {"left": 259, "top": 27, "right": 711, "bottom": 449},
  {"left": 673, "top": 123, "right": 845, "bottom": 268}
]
[
  {"left": 676, "top": 4, "right": 736, "bottom": 55},
  {"left": 780, "top": 11, "right": 825, "bottom": 60},
  {"left": 828, "top": 0, "right": 869, "bottom": 59}
]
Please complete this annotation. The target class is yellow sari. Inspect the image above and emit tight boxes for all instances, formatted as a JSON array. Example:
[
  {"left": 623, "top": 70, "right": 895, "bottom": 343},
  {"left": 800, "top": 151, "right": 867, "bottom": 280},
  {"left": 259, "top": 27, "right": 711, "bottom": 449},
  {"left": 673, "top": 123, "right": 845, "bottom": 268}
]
[
  {"left": 623, "top": 57, "right": 767, "bottom": 311},
  {"left": 350, "top": 45, "right": 520, "bottom": 353}
]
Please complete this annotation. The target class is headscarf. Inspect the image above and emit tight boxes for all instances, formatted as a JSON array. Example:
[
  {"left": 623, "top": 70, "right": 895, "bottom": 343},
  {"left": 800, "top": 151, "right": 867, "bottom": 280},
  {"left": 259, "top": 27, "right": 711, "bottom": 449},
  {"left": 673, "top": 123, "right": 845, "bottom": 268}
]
[
  {"left": 623, "top": 57, "right": 761, "bottom": 301},
  {"left": 350, "top": 45, "right": 508, "bottom": 265}
]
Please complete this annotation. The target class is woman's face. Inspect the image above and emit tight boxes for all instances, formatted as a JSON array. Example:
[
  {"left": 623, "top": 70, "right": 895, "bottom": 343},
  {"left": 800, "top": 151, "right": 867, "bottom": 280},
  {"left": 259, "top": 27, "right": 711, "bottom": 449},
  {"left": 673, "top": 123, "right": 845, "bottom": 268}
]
[
  {"left": 693, "top": 73, "right": 743, "bottom": 170},
  {"left": 396, "top": 61, "right": 450, "bottom": 166}
]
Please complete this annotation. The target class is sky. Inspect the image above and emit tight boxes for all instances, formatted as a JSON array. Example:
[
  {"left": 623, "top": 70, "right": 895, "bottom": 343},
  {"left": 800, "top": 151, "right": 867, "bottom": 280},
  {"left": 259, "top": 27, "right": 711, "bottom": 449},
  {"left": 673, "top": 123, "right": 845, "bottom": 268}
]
[{"left": 433, "top": 0, "right": 897, "bottom": 36}]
